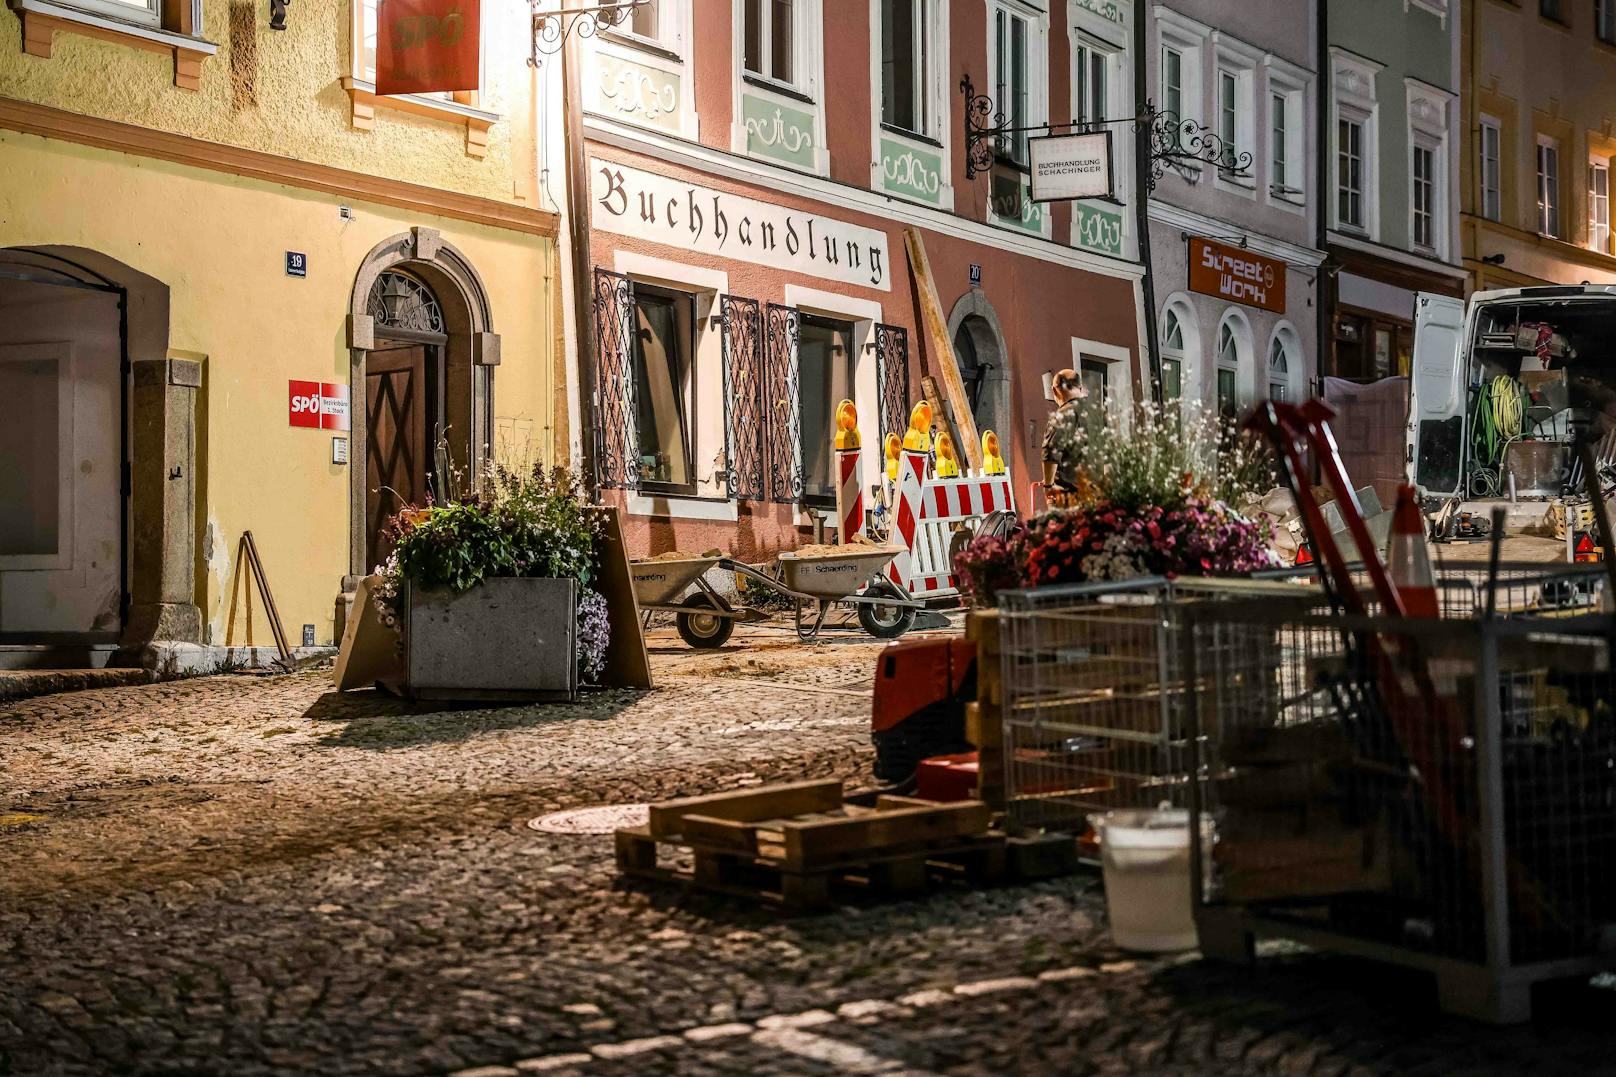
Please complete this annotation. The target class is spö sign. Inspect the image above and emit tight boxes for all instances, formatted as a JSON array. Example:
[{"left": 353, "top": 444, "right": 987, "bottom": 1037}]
[
  {"left": 375, "top": 0, "right": 480, "bottom": 96},
  {"left": 289, "top": 381, "right": 350, "bottom": 431}
]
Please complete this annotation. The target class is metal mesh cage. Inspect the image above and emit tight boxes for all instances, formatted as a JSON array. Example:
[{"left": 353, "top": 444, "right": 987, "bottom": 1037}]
[
  {"left": 998, "top": 565, "right": 1611, "bottom": 839},
  {"left": 1185, "top": 584, "right": 1616, "bottom": 971}
]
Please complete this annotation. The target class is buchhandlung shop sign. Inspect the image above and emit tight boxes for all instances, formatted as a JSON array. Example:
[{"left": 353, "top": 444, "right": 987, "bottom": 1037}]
[
  {"left": 590, "top": 158, "right": 891, "bottom": 291},
  {"left": 1187, "top": 236, "right": 1286, "bottom": 314}
]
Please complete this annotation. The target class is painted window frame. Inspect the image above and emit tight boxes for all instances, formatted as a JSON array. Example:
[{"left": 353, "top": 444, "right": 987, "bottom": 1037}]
[
  {"left": 869, "top": 0, "right": 953, "bottom": 209},
  {"left": 1537, "top": 134, "right": 1562, "bottom": 238},
  {"left": 985, "top": 0, "right": 1051, "bottom": 239},
  {"left": 1214, "top": 308, "right": 1253, "bottom": 416},
  {"left": 613, "top": 252, "right": 737, "bottom": 518},
  {"left": 628, "top": 282, "right": 701, "bottom": 497},
  {"left": 587, "top": 0, "right": 699, "bottom": 139},
  {"left": 1069, "top": 336, "right": 1134, "bottom": 419},
  {"left": 1405, "top": 79, "right": 1453, "bottom": 259},
  {"left": 1331, "top": 48, "right": 1383, "bottom": 240},
  {"left": 606, "top": 0, "right": 686, "bottom": 54},
  {"left": 1157, "top": 295, "right": 1201, "bottom": 416},
  {"left": 1266, "top": 322, "right": 1302, "bottom": 403},
  {"left": 54, "top": 0, "right": 158, "bottom": 27},
  {"left": 732, "top": 0, "right": 828, "bottom": 175},
  {"left": 783, "top": 285, "right": 884, "bottom": 517},
  {"left": 1210, "top": 33, "right": 1261, "bottom": 197},
  {"left": 1067, "top": 1, "right": 1135, "bottom": 261},
  {"left": 878, "top": 0, "right": 939, "bottom": 139},
  {"left": 1265, "top": 56, "right": 1308, "bottom": 211},
  {"left": 1155, "top": 9, "right": 1209, "bottom": 180},
  {"left": 741, "top": 0, "right": 813, "bottom": 95},
  {"left": 1591, "top": 156, "right": 1612, "bottom": 255},
  {"left": 1479, "top": 114, "right": 1503, "bottom": 223}
]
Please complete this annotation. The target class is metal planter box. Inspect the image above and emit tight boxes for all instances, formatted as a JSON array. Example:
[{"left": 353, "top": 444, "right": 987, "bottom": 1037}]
[{"left": 406, "top": 577, "right": 577, "bottom": 702}]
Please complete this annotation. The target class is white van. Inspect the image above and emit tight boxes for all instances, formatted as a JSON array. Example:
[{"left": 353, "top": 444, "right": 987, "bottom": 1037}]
[{"left": 1408, "top": 285, "right": 1616, "bottom": 511}]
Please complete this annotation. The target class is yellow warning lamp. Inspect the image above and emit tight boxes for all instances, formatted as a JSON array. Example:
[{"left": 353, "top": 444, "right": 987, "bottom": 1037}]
[
  {"left": 883, "top": 433, "right": 902, "bottom": 481},
  {"left": 902, "top": 400, "right": 933, "bottom": 452},
  {"left": 834, "top": 399, "right": 860, "bottom": 449},
  {"left": 935, "top": 432, "right": 961, "bottom": 477},
  {"left": 981, "top": 430, "right": 1006, "bottom": 475}
]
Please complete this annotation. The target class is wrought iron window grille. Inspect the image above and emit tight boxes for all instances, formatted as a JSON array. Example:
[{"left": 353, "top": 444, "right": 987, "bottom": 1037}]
[
  {"left": 960, "top": 74, "right": 1253, "bottom": 192},
  {"left": 590, "top": 268, "right": 640, "bottom": 490},
  {"left": 368, "top": 271, "right": 446, "bottom": 334},
  {"left": 763, "top": 304, "right": 804, "bottom": 504},
  {"left": 875, "top": 323, "right": 911, "bottom": 451},
  {"left": 720, "top": 295, "right": 767, "bottom": 502}
]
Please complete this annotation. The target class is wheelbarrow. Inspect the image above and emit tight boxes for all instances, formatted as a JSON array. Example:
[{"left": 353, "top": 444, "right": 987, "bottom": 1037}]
[
  {"left": 631, "top": 546, "right": 928, "bottom": 647},
  {"left": 629, "top": 556, "right": 767, "bottom": 649}
]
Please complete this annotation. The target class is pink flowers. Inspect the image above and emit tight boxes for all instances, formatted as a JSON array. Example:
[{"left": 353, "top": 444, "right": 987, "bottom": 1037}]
[{"left": 955, "top": 497, "right": 1278, "bottom": 605}]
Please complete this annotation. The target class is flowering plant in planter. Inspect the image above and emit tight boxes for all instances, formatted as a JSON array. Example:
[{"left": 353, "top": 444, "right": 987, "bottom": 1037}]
[
  {"left": 956, "top": 400, "right": 1280, "bottom": 603},
  {"left": 372, "top": 464, "right": 611, "bottom": 684}
]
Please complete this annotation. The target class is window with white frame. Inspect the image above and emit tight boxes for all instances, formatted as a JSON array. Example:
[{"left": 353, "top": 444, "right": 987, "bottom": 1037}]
[
  {"left": 1268, "top": 334, "right": 1293, "bottom": 401},
  {"left": 1591, "top": 158, "right": 1611, "bottom": 254},
  {"left": 1160, "top": 308, "right": 1185, "bottom": 402},
  {"left": 1405, "top": 81, "right": 1452, "bottom": 257},
  {"left": 1412, "top": 144, "right": 1436, "bottom": 251},
  {"left": 1338, "top": 117, "right": 1365, "bottom": 229},
  {"left": 58, "top": 0, "right": 160, "bottom": 26},
  {"left": 609, "top": 0, "right": 685, "bottom": 51},
  {"left": 1266, "top": 62, "right": 1305, "bottom": 204},
  {"left": 1075, "top": 36, "right": 1112, "bottom": 129},
  {"left": 1212, "top": 38, "right": 1258, "bottom": 187},
  {"left": 744, "top": 0, "right": 801, "bottom": 89},
  {"left": 1480, "top": 116, "right": 1502, "bottom": 222},
  {"left": 1216, "top": 319, "right": 1241, "bottom": 417},
  {"left": 991, "top": 0, "right": 1039, "bottom": 166},
  {"left": 1331, "top": 49, "right": 1381, "bottom": 237},
  {"left": 881, "top": 0, "right": 933, "bottom": 135},
  {"left": 630, "top": 284, "right": 699, "bottom": 494},
  {"left": 1538, "top": 136, "right": 1561, "bottom": 237},
  {"left": 1162, "top": 46, "right": 1184, "bottom": 124}
]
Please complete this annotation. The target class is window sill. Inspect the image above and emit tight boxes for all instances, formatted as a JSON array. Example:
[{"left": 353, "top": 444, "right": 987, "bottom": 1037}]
[
  {"left": 879, "top": 122, "right": 942, "bottom": 149},
  {"left": 600, "top": 29, "right": 685, "bottom": 65},
  {"left": 627, "top": 490, "right": 739, "bottom": 522},
  {"left": 341, "top": 77, "right": 498, "bottom": 159},
  {"left": 742, "top": 72, "right": 815, "bottom": 107},
  {"left": 13, "top": 0, "right": 217, "bottom": 90}
]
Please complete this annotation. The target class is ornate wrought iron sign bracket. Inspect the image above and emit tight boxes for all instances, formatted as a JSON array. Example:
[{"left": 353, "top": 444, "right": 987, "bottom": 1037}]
[
  {"left": 529, "top": 0, "right": 646, "bottom": 64},
  {"left": 960, "top": 75, "right": 1252, "bottom": 191}
]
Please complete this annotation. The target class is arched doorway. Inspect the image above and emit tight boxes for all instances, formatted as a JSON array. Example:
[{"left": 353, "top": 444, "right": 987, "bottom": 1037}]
[
  {"left": 348, "top": 228, "right": 498, "bottom": 580},
  {"left": 0, "top": 246, "right": 198, "bottom": 661},
  {"left": 945, "top": 292, "right": 1012, "bottom": 458}
]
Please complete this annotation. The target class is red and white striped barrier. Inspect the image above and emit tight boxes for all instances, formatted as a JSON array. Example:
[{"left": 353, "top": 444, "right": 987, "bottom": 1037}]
[
  {"left": 885, "top": 449, "right": 929, "bottom": 592},
  {"left": 887, "top": 464, "right": 1016, "bottom": 600},
  {"left": 836, "top": 447, "right": 865, "bottom": 544}
]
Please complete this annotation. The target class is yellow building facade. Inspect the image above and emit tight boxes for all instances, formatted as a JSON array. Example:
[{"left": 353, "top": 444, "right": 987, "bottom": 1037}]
[
  {"left": 1461, "top": 0, "right": 1616, "bottom": 291},
  {"left": 0, "top": 0, "right": 560, "bottom": 666}
]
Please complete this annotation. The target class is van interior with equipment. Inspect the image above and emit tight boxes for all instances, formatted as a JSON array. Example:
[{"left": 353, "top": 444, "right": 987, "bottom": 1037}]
[{"left": 1412, "top": 288, "right": 1616, "bottom": 509}]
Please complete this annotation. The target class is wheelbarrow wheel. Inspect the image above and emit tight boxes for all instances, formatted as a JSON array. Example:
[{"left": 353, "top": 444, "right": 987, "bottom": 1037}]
[
  {"left": 857, "top": 578, "right": 916, "bottom": 639},
  {"left": 676, "top": 593, "right": 734, "bottom": 649}
]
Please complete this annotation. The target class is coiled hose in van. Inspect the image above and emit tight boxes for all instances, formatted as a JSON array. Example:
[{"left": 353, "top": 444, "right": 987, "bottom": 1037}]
[{"left": 1469, "top": 375, "right": 1524, "bottom": 497}]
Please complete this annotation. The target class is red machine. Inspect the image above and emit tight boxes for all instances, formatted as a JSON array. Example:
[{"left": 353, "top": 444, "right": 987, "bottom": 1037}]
[{"left": 870, "top": 636, "right": 976, "bottom": 783}]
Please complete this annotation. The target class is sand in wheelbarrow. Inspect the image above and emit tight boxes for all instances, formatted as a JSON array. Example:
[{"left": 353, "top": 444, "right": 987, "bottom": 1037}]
[{"left": 786, "top": 542, "right": 903, "bottom": 557}]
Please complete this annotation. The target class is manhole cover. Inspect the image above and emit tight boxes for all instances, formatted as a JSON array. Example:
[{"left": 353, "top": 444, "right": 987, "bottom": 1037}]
[{"left": 527, "top": 804, "right": 648, "bottom": 835}]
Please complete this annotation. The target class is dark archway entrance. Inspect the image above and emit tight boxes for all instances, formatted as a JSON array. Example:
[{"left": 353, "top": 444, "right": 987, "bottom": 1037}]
[{"left": 945, "top": 292, "right": 1012, "bottom": 459}]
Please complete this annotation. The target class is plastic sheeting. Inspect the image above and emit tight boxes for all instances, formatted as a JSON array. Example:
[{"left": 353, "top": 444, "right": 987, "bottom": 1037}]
[{"left": 1323, "top": 376, "right": 1410, "bottom": 508}]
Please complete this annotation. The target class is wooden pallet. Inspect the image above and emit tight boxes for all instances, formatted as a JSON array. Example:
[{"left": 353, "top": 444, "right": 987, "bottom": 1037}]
[{"left": 617, "top": 779, "right": 1007, "bottom": 910}]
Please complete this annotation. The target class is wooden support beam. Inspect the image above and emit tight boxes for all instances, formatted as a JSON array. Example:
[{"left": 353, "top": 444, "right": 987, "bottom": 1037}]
[{"left": 904, "top": 227, "right": 984, "bottom": 470}]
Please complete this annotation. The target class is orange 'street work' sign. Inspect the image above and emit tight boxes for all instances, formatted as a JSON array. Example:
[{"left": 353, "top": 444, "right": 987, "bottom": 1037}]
[
  {"left": 375, "top": 0, "right": 480, "bottom": 96},
  {"left": 1187, "top": 236, "right": 1287, "bottom": 314}
]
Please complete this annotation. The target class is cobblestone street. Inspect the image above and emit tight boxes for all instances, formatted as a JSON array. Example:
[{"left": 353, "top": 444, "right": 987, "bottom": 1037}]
[{"left": 2, "top": 626, "right": 1611, "bottom": 1076}]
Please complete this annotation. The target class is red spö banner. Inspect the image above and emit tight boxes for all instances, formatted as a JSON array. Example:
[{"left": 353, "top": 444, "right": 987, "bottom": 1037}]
[{"left": 375, "top": 0, "right": 480, "bottom": 97}]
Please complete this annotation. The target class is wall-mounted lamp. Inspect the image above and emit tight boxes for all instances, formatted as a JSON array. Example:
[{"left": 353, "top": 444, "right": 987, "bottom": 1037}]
[{"left": 1482, "top": 253, "right": 1507, "bottom": 266}]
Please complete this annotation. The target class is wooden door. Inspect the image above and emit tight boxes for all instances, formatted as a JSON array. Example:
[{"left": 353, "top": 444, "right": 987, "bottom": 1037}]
[{"left": 365, "top": 344, "right": 427, "bottom": 570}]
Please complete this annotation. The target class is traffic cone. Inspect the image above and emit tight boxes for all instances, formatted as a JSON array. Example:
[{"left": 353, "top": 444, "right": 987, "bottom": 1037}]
[{"left": 1388, "top": 484, "right": 1439, "bottom": 617}]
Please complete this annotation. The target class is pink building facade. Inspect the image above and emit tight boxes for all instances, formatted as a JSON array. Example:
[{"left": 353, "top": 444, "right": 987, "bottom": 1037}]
[{"left": 577, "top": 0, "right": 1148, "bottom": 559}]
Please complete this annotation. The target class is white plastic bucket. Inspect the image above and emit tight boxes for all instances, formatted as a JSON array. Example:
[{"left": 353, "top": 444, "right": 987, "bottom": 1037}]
[{"left": 1090, "top": 808, "right": 1198, "bottom": 953}]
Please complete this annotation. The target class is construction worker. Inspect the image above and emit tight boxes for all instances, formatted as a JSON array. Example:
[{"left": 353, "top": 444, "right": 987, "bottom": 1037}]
[{"left": 1041, "top": 368, "right": 1089, "bottom": 505}]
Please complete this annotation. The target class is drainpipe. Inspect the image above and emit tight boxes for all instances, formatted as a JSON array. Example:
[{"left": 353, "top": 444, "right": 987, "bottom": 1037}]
[
  {"left": 1134, "top": 4, "right": 1162, "bottom": 402},
  {"left": 561, "top": 31, "right": 599, "bottom": 493},
  {"left": 1315, "top": 0, "right": 1331, "bottom": 388}
]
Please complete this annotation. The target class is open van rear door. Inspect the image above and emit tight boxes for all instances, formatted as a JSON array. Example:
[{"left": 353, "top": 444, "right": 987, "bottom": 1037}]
[{"left": 1407, "top": 292, "right": 1467, "bottom": 498}]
